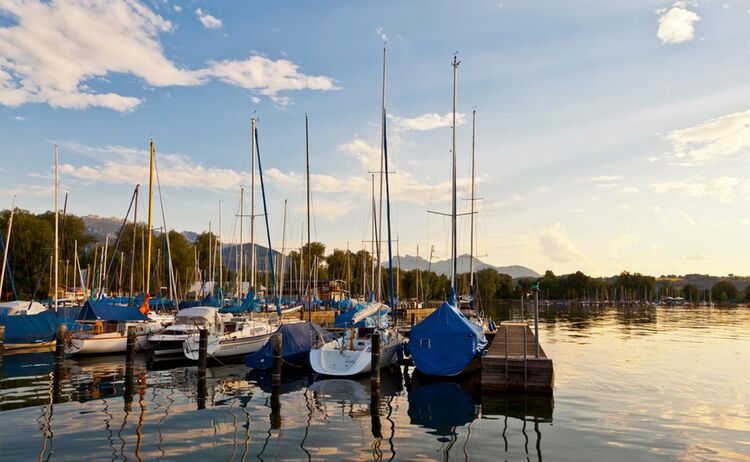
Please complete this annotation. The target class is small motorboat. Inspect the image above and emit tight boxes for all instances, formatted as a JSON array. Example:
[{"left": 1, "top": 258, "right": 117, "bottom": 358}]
[
  {"left": 183, "top": 316, "right": 276, "bottom": 360},
  {"left": 148, "top": 306, "right": 224, "bottom": 362}
]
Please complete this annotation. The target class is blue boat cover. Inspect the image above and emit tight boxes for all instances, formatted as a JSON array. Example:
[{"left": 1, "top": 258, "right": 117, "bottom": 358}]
[
  {"left": 0, "top": 310, "right": 58, "bottom": 344},
  {"left": 245, "top": 322, "right": 330, "bottom": 369},
  {"left": 408, "top": 382, "right": 478, "bottom": 436},
  {"left": 0, "top": 307, "right": 84, "bottom": 345},
  {"left": 409, "top": 295, "right": 487, "bottom": 376},
  {"left": 77, "top": 300, "right": 149, "bottom": 321}
]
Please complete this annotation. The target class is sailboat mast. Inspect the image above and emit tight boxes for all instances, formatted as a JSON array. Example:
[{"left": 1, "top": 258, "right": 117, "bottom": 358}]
[
  {"left": 239, "top": 186, "right": 244, "bottom": 300},
  {"left": 376, "top": 46, "right": 387, "bottom": 302},
  {"left": 450, "top": 55, "right": 460, "bottom": 291},
  {"left": 251, "top": 117, "right": 257, "bottom": 293},
  {"left": 305, "top": 114, "right": 312, "bottom": 310},
  {"left": 0, "top": 195, "right": 15, "bottom": 299},
  {"left": 371, "top": 174, "right": 377, "bottom": 296},
  {"left": 279, "top": 198, "right": 287, "bottom": 303},
  {"left": 469, "top": 109, "right": 476, "bottom": 289},
  {"left": 142, "top": 138, "right": 155, "bottom": 310},
  {"left": 218, "top": 200, "right": 223, "bottom": 297},
  {"left": 129, "top": 184, "right": 139, "bottom": 299},
  {"left": 54, "top": 144, "right": 59, "bottom": 311}
]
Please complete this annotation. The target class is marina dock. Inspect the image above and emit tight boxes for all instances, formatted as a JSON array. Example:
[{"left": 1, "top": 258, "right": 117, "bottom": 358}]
[{"left": 481, "top": 322, "right": 554, "bottom": 392}]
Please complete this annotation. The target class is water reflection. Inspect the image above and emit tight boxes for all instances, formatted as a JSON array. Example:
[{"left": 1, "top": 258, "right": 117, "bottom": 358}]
[{"left": 3, "top": 305, "right": 750, "bottom": 460}]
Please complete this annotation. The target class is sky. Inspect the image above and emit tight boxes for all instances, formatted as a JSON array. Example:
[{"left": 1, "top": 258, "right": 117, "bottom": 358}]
[{"left": 1, "top": 0, "right": 749, "bottom": 277}]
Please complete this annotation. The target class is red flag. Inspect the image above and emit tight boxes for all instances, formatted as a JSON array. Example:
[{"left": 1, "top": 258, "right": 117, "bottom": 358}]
[{"left": 139, "top": 294, "right": 150, "bottom": 315}]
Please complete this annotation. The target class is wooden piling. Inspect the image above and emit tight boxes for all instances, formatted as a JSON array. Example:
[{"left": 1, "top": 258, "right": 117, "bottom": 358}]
[
  {"left": 125, "top": 325, "right": 136, "bottom": 370},
  {"left": 272, "top": 332, "right": 283, "bottom": 386},
  {"left": 55, "top": 323, "right": 67, "bottom": 363},
  {"left": 410, "top": 313, "right": 415, "bottom": 327},
  {"left": 370, "top": 330, "right": 381, "bottom": 391},
  {"left": 198, "top": 328, "right": 208, "bottom": 380}
]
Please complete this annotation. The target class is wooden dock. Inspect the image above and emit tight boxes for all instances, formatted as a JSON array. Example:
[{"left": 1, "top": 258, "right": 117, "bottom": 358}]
[{"left": 481, "top": 322, "right": 554, "bottom": 392}]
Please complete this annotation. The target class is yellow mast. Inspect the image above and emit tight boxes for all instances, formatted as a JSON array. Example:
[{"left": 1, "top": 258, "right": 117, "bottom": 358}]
[{"left": 141, "top": 138, "right": 155, "bottom": 313}]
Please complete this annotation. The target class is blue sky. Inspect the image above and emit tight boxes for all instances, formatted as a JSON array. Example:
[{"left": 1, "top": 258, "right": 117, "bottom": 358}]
[{"left": 1, "top": 0, "right": 750, "bottom": 276}]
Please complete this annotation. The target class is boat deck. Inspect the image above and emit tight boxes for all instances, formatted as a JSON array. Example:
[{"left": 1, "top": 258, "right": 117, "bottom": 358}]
[{"left": 481, "top": 322, "right": 554, "bottom": 392}]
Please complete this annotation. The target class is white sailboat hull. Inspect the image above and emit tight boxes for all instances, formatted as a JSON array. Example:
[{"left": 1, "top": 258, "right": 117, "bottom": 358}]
[
  {"left": 309, "top": 337, "right": 401, "bottom": 376},
  {"left": 66, "top": 330, "right": 152, "bottom": 355},
  {"left": 183, "top": 331, "right": 273, "bottom": 360}
]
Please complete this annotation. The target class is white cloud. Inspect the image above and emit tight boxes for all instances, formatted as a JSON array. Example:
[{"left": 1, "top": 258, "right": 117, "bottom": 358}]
[
  {"left": 375, "top": 27, "right": 387, "bottom": 42},
  {"left": 577, "top": 175, "right": 623, "bottom": 183},
  {"left": 195, "top": 8, "right": 222, "bottom": 29},
  {"left": 58, "top": 141, "right": 246, "bottom": 192},
  {"left": 621, "top": 186, "right": 639, "bottom": 194},
  {"left": 0, "top": 0, "right": 336, "bottom": 111},
  {"left": 664, "top": 109, "right": 750, "bottom": 166},
  {"left": 539, "top": 223, "right": 589, "bottom": 264},
  {"left": 338, "top": 139, "right": 380, "bottom": 170},
  {"left": 389, "top": 112, "right": 466, "bottom": 131},
  {"left": 677, "top": 210, "right": 696, "bottom": 225},
  {"left": 612, "top": 234, "right": 638, "bottom": 249},
  {"left": 173, "top": 4, "right": 182, "bottom": 13},
  {"left": 657, "top": 5, "right": 701, "bottom": 44},
  {"left": 650, "top": 244, "right": 667, "bottom": 255},
  {"left": 14, "top": 115, "right": 24, "bottom": 121},
  {"left": 202, "top": 56, "right": 338, "bottom": 105},
  {"left": 266, "top": 168, "right": 368, "bottom": 193},
  {"left": 651, "top": 175, "right": 741, "bottom": 203},
  {"left": 251, "top": 96, "right": 261, "bottom": 104}
]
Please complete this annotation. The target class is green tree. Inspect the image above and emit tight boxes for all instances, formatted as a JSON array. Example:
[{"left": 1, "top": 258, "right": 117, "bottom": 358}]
[{"left": 711, "top": 280, "right": 737, "bottom": 303}]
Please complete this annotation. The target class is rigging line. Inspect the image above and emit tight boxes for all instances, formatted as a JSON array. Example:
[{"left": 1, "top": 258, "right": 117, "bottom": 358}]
[{"left": 101, "top": 186, "right": 137, "bottom": 298}]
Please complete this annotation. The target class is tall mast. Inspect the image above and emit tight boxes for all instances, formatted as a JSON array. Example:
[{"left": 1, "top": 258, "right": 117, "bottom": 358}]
[
  {"left": 450, "top": 54, "right": 460, "bottom": 292},
  {"left": 0, "top": 195, "right": 15, "bottom": 299},
  {"left": 141, "top": 138, "right": 155, "bottom": 313},
  {"left": 370, "top": 174, "right": 377, "bottom": 296},
  {"left": 129, "top": 184, "right": 139, "bottom": 299},
  {"left": 218, "top": 200, "right": 223, "bottom": 298},
  {"left": 469, "top": 109, "right": 476, "bottom": 292},
  {"left": 279, "top": 199, "right": 288, "bottom": 303},
  {"left": 54, "top": 144, "right": 59, "bottom": 311},
  {"left": 239, "top": 186, "right": 244, "bottom": 300},
  {"left": 251, "top": 117, "right": 257, "bottom": 293},
  {"left": 376, "top": 46, "right": 387, "bottom": 302},
  {"left": 305, "top": 114, "right": 312, "bottom": 310}
]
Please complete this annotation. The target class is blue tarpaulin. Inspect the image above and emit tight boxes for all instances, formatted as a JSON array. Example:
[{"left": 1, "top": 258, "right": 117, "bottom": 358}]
[
  {"left": 77, "top": 300, "right": 149, "bottom": 322},
  {"left": 245, "top": 322, "right": 330, "bottom": 369},
  {"left": 0, "top": 307, "right": 83, "bottom": 346},
  {"left": 409, "top": 295, "right": 487, "bottom": 377}
]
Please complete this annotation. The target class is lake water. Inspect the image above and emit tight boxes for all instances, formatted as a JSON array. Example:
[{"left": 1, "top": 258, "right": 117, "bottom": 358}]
[{"left": 1, "top": 304, "right": 748, "bottom": 461}]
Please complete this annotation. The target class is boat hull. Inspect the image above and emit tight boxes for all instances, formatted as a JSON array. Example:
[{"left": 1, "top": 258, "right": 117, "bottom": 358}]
[
  {"left": 66, "top": 331, "right": 151, "bottom": 355},
  {"left": 183, "top": 332, "right": 273, "bottom": 360},
  {"left": 310, "top": 339, "right": 401, "bottom": 376}
]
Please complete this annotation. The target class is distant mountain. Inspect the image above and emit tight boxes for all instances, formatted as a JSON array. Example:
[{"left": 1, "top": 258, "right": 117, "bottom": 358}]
[
  {"left": 84, "top": 215, "right": 199, "bottom": 243},
  {"left": 392, "top": 254, "right": 539, "bottom": 279}
]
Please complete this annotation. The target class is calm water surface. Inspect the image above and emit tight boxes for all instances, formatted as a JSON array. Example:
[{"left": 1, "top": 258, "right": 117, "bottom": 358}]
[{"left": 1, "top": 305, "right": 749, "bottom": 461}]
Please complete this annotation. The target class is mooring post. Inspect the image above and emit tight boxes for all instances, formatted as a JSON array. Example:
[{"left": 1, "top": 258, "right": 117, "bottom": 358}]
[
  {"left": 534, "top": 285, "right": 540, "bottom": 358},
  {"left": 272, "top": 332, "right": 283, "bottom": 386},
  {"left": 0, "top": 325, "right": 5, "bottom": 362},
  {"left": 197, "top": 374, "right": 207, "bottom": 410},
  {"left": 198, "top": 328, "right": 208, "bottom": 380},
  {"left": 370, "top": 390, "right": 382, "bottom": 439},
  {"left": 410, "top": 312, "right": 415, "bottom": 327},
  {"left": 55, "top": 323, "right": 67, "bottom": 364},
  {"left": 370, "top": 330, "right": 381, "bottom": 392},
  {"left": 125, "top": 325, "right": 136, "bottom": 370}
]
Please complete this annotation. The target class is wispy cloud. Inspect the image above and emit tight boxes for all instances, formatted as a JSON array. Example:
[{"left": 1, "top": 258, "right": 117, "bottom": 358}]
[
  {"left": 195, "top": 8, "right": 222, "bottom": 29},
  {"left": 664, "top": 109, "right": 750, "bottom": 166},
  {"left": 577, "top": 175, "right": 623, "bottom": 183},
  {"left": 657, "top": 3, "right": 701, "bottom": 44},
  {"left": 651, "top": 175, "right": 740, "bottom": 203},
  {"left": 539, "top": 223, "right": 589, "bottom": 265},
  {"left": 389, "top": 112, "right": 466, "bottom": 131},
  {"left": 0, "top": 0, "right": 337, "bottom": 111}
]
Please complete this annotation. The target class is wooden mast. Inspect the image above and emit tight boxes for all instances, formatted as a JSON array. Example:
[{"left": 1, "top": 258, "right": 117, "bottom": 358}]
[{"left": 140, "top": 138, "right": 155, "bottom": 314}]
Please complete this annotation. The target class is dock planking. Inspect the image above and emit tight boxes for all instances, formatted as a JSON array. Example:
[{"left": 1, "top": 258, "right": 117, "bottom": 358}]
[{"left": 481, "top": 322, "right": 554, "bottom": 392}]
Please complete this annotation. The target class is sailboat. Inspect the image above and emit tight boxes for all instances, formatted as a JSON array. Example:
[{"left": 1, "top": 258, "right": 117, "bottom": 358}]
[
  {"left": 66, "top": 139, "right": 163, "bottom": 355},
  {"left": 310, "top": 47, "right": 403, "bottom": 377},
  {"left": 409, "top": 55, "right": 488, "bottom": 377},
  {"left": 184, "top": 118, "right": 283, "bottom": 360}
]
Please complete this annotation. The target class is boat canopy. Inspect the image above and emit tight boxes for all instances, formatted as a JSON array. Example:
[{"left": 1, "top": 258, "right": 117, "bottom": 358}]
[
  {"left": 77, "top": 300, "right": 150, "bottom": 322},
  {"left": 333, "top": 302, "right": 391, "bottom": 329},
  {"left": 409, "top": 300, "right": 487, "bottom": 376},
  {"left": 245, "top": 321, "right": 330, "bottom": 369},
  {"left": 0, "top": 300, "right": 47, "bottom": 316},
  {"left": 0, "top": 310, "right": 58, "bottom": 344},
  {"left": 175, "top": 306, "right": 219, "bottom": 322}
]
